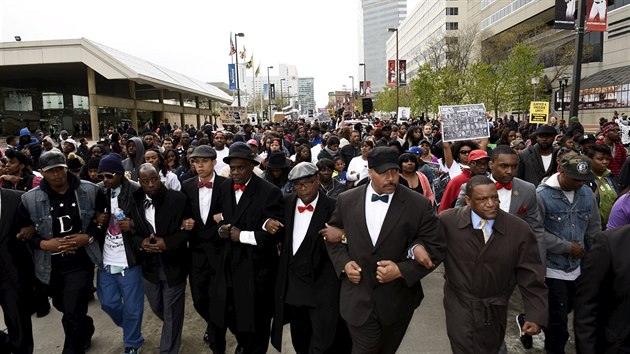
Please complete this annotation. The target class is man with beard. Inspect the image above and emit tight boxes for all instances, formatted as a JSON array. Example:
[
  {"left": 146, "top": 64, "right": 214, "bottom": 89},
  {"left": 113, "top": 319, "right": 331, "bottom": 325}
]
[
  {"left": 21, "top": 151, "right": 106, "bottom": 353},
  {"left": 517, "top": 125, "right": 558, "bottom": 186},
  {"left": 211, "top": 143, "right": 284, "bottom": 354},
  {"left": 130, "top": 164, "right": 192, "bottom": 354},
  {"left": 600, "top": 122, "right": 626, "bottom": 178},
  {"left": 122, "top": 137, "right": 146, "bottom": 181},
  {"left": 339, "top": 130, "right": 361, "bottom": 171},
  {"left": 212, "top": 131, "right": 229, "bottom": 175}
]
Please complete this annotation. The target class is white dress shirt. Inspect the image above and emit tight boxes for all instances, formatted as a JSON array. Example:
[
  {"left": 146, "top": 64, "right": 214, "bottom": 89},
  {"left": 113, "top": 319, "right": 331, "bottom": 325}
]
[
  {"left": 292, "top": 196, "right": 319, "bottom": 255},
  {"left": 490, "top": 176, "right": 512, "bottom": 213},
  {"left": 198, "top": 175, "right": 215, "bottom": 225},
  {"left": 365, "top": 183, "right": 393, "bottom": 246}
]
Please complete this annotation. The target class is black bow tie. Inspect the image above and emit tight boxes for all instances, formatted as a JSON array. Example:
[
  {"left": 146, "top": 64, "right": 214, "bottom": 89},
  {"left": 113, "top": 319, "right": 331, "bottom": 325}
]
[
  {"left": 371, "top": 193, "right": 389, "bottom": 203},
  {"left": 144, "top": 199, "right": 153, "bottom": 209}
]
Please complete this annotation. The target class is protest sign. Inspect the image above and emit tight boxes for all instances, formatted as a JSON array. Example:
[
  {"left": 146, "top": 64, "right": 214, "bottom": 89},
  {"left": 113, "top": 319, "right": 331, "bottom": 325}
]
[
  {"left": 529, "top": 101, "right": 549, "bottom": 124},
  {"left": 439, "top": 103, "right": 489, "bottom": 142}
]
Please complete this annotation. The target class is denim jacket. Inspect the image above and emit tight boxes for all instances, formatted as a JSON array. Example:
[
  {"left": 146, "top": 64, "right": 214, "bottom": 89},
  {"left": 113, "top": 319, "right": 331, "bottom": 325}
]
[
  {"left": 21, "top": 181, "right": 103, "bottom": 284},
  {"left": 537, "top": 183, "right": 597, "bottom": 273}
]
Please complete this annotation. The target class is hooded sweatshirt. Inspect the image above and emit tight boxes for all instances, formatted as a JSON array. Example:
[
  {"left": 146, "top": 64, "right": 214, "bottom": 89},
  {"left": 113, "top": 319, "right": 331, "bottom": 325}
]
[{"left": 122, "top": 137, "right": 145, "bottom": 181}]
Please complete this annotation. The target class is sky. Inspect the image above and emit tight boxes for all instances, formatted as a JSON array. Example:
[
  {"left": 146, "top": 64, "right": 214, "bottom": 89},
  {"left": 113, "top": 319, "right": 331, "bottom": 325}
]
[{"left": 1, "top": 0, "right": 419, "bottom": 108}]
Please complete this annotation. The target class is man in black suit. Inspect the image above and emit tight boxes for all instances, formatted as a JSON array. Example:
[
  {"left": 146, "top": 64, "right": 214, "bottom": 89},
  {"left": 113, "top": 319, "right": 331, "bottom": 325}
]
[
  {"left": 575, "top": 224, "right": 630, "bottom": 353},
  {"left": 322, "top": 147, "right": 446, "bottom": 354},
  {"left": 211, "top": 143, "right": 284, "bottom": 354},
  {"left": 270, "top": 162, "right": 349, "bottom": 354},
  {"left": 180, "top": 145, "right": 227, "bottom": 352},
  {"left": 0, "top": 189, "right": 35, "bottom": 354},
  {"left": 130, "top": 163, "right": 192, "bottom": 354}
]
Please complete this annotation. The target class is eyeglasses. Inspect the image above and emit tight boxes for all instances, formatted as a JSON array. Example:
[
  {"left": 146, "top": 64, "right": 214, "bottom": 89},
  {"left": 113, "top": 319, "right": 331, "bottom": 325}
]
[
  {"left": 294, "top": 178, "right": 317, "bottom": 189},
  {"left": 460, "top": 150, "right": 472, "bottom": 155},
  {"left": 97, "top": 173, "right": 116, "bottom": 180}
]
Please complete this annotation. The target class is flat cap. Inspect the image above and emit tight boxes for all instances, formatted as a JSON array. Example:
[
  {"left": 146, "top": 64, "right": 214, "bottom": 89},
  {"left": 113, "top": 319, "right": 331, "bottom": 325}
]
[
  {"left": 367, "top": 147, "right": 400, "bottom": 174},
  {"left": 288, "top": 162, "right": 319, "bottom": 181},
  {"left": 189, "top": 145, "right": 217, "bottom": 159}
]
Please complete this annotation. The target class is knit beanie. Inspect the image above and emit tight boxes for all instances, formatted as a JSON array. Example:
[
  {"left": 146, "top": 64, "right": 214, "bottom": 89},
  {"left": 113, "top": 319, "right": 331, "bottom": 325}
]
[{"left": 98, "top": 153, "right": 125, "bottom": 174}]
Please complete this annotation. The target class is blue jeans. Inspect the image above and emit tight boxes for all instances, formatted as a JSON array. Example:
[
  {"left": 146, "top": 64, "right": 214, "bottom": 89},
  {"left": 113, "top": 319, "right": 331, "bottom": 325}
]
[{"left": 97, "top": 265, "right": 144, "bottom": 348}]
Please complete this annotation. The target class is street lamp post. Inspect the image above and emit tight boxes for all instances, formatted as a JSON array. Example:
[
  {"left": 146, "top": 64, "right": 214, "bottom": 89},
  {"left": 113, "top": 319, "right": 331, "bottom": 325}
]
[
  {"left": 280, "top": 78, "right": 285, "bottom": 110},
  {"left": 531, "top": 77, "right": 539, "bottom": 101},
  {"left": 359, "top": 63, "right": 366, "bottom": 96},
  {"left": 388, "top": 28, "right": 399, "bottom": 117},
  {"left": 234, "top": 32, "right": 244, "bottom": 107},
  {"left": 267, "top": 66, "right": 274, "bottom": 120},
  {"left": 349, "top": 76, "right": 354, "bottom": 112},
  {"left": 558, "top": 75, "right": 570, "bottom": 121}
]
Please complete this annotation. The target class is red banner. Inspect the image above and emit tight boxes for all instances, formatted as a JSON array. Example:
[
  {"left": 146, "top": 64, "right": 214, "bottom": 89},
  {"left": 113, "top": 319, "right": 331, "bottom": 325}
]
[
  {"left": 387, "top": 60, "right": 396, "bottom": 87},
  {"left": 359, "top": 81, "right": 372, "bottom": 96},
  {"left": 586, "top": 0, "right": 607, "bottom": 32}
]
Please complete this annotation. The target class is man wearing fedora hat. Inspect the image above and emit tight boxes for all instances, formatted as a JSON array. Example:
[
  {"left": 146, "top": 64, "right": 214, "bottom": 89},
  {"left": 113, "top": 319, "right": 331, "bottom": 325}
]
[
  {"left": 322, "top": 147, "right": 446, "bottom": 353},
  {"left": 180, "top": 145, "right": 228, "bottom": 351},
  {"left": 270, "top": 162, "right": 350, "bottom": 354},
  {"left": 210, "top": 142, "right": 284, "bottom": 354}
]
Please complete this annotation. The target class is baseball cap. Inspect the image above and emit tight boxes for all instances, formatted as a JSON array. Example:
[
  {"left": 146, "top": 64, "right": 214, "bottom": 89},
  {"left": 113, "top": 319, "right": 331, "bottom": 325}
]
[
  {"left": 40, "top": 151, "right": 67, "bottom": 171},
  {"left": 367, "top": 147, "right": 400, "bottom": 174},
  {"left": 246, "top": 139, "right": 259, "bottom": 148},
  {"left": 405, "top": 146, "right": 423, "bottom": 156},
  {"left": 468, "top": 149, "right": 490, "bottom": 162},
  {"left": 560, "top": 155, "right": 595, "bottom": 181}
]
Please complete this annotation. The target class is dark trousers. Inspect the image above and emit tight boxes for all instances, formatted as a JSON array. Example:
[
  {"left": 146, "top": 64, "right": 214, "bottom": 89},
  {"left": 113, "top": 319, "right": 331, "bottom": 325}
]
[
  {"left": 544, "top": 278, "right": 576, "bottom": 354},
  {"left": 0, "top": 273, "right": 33, "bottom": 354},
  {"left": 346, "top": 309, "right": 413, "bottom": 354},
  {"left": 48, "top": 266, "right": 95, "bottom": 354},
  {"left": 285, "top": 304, "right": 351, "bottom": 354},
  {"left": 190, "top": 255, "right": 224, "bottom": 352},
  {"left": 144, "top": 269, "right": 186, "bottom": 354}
]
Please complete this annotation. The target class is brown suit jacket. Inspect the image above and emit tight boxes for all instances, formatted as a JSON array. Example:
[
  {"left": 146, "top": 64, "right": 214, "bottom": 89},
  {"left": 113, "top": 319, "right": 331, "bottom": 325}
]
[
  {"left": 326, "top": 183, "right": 446, "bottom": 327},
  {"left": 439, "top": 206, "right": 548, "bottom": 354}
]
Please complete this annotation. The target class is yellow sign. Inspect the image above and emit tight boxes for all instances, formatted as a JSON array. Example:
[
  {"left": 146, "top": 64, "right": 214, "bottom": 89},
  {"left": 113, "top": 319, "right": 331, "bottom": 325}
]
[{"left": 529, "top": 101, "right": 549, "bottom": 124}]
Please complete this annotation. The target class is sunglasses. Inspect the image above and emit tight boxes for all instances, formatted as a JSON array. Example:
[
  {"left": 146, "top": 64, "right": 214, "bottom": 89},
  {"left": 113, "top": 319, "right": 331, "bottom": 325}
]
[
  {"left": 460, "top": 150, "right": 472, "bottom": 155},
  {"left": 97, "top": 173, "right": 116, "bottom": 180}
]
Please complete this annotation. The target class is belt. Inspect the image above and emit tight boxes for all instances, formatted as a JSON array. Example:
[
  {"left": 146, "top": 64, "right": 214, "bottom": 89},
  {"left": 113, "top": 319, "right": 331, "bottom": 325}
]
[{"left": 104, "top": 265, "right": 128, "bottom": 276}]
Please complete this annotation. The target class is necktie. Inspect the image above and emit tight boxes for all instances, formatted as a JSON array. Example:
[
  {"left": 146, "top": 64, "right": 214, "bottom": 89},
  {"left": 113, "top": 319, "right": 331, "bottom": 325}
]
[
  {"left": 371, "top": 193, "right": 389, "bottom": 203},
  {"left": 198, "top": 181, "right": 213, "bottom": 189},
  {"left": 298, "top": 204, "right": 314, "bottom": 213},
  {"left": 234, "top": 183, "right": 246, "bottom": 192},
  {"left": 479, "top": 219, "right": 491, "bottom": 243},
  {"left": 495, "top": 181, "right": 512, "bottom": 190},
  {"left": 144, "top": 199, "right": 153, "bottom": 209}
]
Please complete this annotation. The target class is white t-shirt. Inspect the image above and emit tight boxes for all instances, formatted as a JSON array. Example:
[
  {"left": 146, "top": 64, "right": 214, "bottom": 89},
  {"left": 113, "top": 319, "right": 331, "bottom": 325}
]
[
  {"left": 103, "top": 195, "right": 128, "bottom": 268},
  {"left": 214, "top": 147, "right": 229, "bottom": 174}
]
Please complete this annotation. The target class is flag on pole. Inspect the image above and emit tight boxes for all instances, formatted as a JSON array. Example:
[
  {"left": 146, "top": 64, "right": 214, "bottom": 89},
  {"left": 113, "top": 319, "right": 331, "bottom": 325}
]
[
  {"left": 240, "top": 46, "right": 246, "bottom": 60},
  {"left": 255, "top": 64, "right": 260, "bottom": 77},
  {"left": 229, "top": 33, "right": 236, "bottom": 56},
  {"left": 246, "top": 54, "right": 254, "bottom": 69}
]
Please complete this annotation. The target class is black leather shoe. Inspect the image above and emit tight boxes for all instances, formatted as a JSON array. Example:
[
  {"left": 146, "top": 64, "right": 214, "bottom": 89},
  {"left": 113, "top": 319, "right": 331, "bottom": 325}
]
[
  {"left": 516, "top": 314, "right": 533, "bottom": 349},
  {"left": 84, "top": 322, "right": 95, "bottom": 351}
]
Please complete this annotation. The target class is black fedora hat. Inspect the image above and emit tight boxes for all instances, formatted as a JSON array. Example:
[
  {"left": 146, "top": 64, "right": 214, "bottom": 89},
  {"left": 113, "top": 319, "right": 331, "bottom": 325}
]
[
  {"left": 265, "top": 152, "right": 292, "bottom": 169},
  {"left": 223, "top": 142, "right": 259, "bottom": 165}
]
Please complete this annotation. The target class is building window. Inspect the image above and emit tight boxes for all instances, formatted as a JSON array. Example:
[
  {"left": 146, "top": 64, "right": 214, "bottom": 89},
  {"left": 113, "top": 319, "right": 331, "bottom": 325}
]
[
  {"left": 446, "top": 22, "right": 459, "bottom": 30},
  {"left": 446, "top": 7, "right": 459, "bottom": 16}
]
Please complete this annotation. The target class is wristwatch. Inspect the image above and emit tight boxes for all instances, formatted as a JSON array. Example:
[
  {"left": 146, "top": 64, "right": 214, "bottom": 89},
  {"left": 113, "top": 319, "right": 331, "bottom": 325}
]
[
  {"left": 87, "top": 235, "right": 95, "bottom": 245},
  {"left": 341, "top": 233, "right": 347, "bottom": 244}
]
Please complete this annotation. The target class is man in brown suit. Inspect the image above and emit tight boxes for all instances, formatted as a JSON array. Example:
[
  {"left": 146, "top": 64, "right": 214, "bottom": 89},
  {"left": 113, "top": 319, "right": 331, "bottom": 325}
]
[{"left": 438, "top": 175, "right": 548, "bottom": 353}]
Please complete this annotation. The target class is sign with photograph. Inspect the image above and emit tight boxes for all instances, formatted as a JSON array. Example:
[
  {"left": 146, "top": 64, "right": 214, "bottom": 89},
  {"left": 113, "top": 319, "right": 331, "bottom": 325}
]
[
  {"left": 529, "top": 101, "right": 549, "bottom": 124},
  {"left": 397, "top": 107, "right": 411, "bottom": 123},
  {"left": 219, "top": 106, "right": 246, "bottom": 126},
  {"left": 439, "top": 103, "right": 489, "bottom": 142}
]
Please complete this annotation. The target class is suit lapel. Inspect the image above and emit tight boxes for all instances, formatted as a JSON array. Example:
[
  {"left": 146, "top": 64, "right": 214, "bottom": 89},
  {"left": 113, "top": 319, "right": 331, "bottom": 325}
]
[
  {"left": 285, "top": 195, "right": 298, "bottom": 256},
  {"left": 231, "top": 176, "right": 256, "bottom": 225},
  {"left": 306, "top": 193, "right": 330, "bottom": 251},
  {"left": 187, "top": 181, "right": 203, "bottom": 224},
  {"left": 354, "top": 185, "right": 372, "bottom": 249},
  {"left": 374, "top": 187, "right": 405, "bottom": 250},
  {"left": 508, "top": 180, "right": 522, "bottom": 214}
]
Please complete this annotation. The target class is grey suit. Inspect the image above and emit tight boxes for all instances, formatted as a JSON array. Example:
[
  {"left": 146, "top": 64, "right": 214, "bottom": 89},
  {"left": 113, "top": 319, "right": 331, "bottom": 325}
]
[{"left": 455, "top": 177, "right": 545, "bottom": 266}]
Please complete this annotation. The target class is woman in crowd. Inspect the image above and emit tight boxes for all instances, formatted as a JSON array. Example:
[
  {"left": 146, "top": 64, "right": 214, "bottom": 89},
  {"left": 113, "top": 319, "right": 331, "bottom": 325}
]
[
  {"left": 164, "top": 148, "right": 180, "bottom": 171},
  {"left": 144, "top": 148, "right": 181, "bottom": 190},
  {"left": 399, "top": 153, "right": 434, "bottom": 205},
  {"left": 402, "top": 125, "right": 423, "bottom": 150},
  {"left": 317, "top": 136, "right": 340, "bottom": 161},
  {"left": 261, "top": 151, "right": 293, "bottom": 195}
]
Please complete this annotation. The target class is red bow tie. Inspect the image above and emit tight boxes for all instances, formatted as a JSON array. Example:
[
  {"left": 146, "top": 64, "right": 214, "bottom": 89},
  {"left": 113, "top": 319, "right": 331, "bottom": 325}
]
[
  {"left": 233, "top": 183, "right": 246, "bottom": 192},
  {"left": 298, "top": 204, "right": 314, "bottom": 213},
  {"left": 198, "top": 181, "right": 213, "bottom": 189},
  {"left": 496, "top": 181, "right": 512, "bottom": 190}
]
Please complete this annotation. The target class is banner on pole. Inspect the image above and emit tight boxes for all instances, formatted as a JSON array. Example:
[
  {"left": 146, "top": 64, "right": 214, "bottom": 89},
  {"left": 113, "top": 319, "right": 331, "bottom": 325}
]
[
  {"left": 399, "top": 60, "right": 407, "bottom": 86},
  {"left": 586, "top": 0, "right": 607, "bottom": 32},
  {"left": 554, "top": 0, "right": 577, "bottom": 29},
  {"left": 529, "top": 101, "right": 550, "bottom": 124},
  {"left": 228, "top": 64, "right": 236, "bottom": 90},
  {"left": 387, "top": 60, "right": 396, "bottom": 87},
  {"left": 439, "top": 103, "right": 489, "bottom": 142}
]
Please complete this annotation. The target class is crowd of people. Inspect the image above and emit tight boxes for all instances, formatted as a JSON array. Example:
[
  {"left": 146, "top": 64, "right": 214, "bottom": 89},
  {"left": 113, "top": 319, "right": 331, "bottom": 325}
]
[{"left": 0, "top": 110, "right": 629, "bottom": 354}]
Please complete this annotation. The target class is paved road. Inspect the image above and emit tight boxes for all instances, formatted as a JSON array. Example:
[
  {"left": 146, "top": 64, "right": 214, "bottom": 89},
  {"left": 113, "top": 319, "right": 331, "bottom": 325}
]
[{"left": 1, "top": 265, "right": 574, "bottom": 353}]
